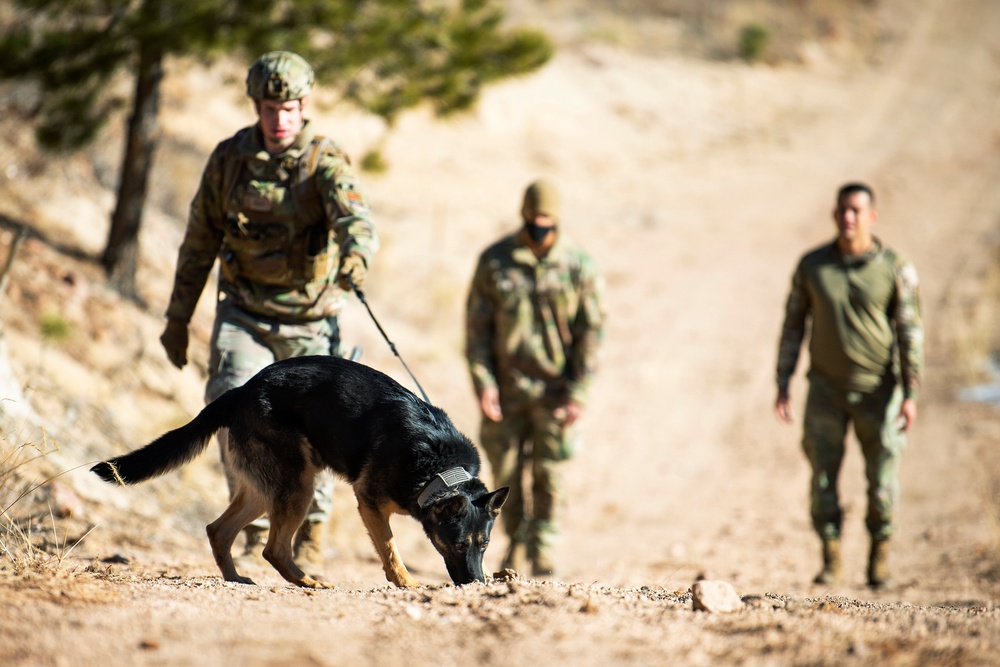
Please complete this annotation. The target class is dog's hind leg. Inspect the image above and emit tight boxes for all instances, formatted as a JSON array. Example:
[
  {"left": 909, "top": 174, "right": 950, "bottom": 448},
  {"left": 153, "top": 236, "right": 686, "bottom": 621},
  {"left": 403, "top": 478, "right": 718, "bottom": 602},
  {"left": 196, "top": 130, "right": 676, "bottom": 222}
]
[
  {"left": 357, "top": 501, "right": 419, "bottom": 588},
  {"left": 206, "top": 487, "right": 266, "bottom": 585},
  {"left": 262, "top": 480, "right": 333, "bottom": 590}
]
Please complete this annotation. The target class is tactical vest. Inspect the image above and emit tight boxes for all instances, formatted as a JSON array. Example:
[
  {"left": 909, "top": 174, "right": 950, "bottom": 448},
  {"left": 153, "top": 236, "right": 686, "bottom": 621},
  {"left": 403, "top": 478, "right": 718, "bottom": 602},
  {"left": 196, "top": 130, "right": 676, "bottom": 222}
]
[{"left": 218, "top": 135, "right": 348, "bottom": 288}]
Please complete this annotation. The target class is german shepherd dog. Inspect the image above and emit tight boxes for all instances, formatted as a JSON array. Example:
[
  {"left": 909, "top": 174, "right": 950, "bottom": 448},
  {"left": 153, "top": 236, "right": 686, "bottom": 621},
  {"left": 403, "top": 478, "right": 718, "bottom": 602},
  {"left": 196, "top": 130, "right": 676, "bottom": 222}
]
[{"left": 92, "top": 356, "right": 509, "bottom": 589}]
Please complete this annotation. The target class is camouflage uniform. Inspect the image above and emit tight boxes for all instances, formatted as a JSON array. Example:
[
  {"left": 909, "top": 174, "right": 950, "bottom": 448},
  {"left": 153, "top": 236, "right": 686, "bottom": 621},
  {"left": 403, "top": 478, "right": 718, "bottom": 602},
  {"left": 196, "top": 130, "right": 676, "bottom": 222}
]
[
  {"left": 776, "top": 237, "right": 923, "bottom": 542},
  {"left": 164, "top": 117, "right": 378, "bottom": 530},
  {"left": 465, "top": 228, "right": 605, "bottom": 571}
]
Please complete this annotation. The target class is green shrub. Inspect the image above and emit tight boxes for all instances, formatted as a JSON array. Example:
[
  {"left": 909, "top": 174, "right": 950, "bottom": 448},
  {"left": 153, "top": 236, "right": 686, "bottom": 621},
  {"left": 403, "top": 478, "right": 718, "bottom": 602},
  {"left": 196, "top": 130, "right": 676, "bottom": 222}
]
[
  {"left": 39, "top": 314, "right": 71, "bottom": 343},
  {"left": 360, "top": 148, "right": 389, "bottom": 174},
  {"left": 739, "top": 23, "right": 770, "bottom": 63}
]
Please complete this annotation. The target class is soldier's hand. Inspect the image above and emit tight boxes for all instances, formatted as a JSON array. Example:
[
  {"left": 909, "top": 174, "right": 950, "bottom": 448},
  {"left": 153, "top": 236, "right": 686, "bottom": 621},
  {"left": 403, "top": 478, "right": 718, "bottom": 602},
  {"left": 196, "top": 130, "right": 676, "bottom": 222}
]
[
  {"left": 480, "top": 386, "right": 503, "bottom": 422},
  {"left": 337, "top": 253, "right": 367, "bottom": 291},
  {"left": 774, "top": 389, "right": 793, "bottom": 424},
  {"left": 898, "top": 398, "right": 918, "bottom": 431},
  {"left": 555, "top": 401, "right": 583, "bottom": 427},
  {"left": 160, "top": 318, "right": 189, "bottom": 369}
]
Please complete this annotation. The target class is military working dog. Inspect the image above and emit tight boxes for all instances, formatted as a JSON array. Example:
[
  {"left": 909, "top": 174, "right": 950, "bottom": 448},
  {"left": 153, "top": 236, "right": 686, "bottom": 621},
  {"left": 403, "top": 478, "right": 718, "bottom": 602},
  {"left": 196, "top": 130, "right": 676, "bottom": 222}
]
[{"left": 92, "top": 356, "right": 509, "bottom": 589}]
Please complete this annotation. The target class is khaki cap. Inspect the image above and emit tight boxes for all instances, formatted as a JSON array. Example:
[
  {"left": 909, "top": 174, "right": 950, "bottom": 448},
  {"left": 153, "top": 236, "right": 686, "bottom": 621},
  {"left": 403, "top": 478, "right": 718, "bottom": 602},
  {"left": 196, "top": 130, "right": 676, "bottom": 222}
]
[{"left": 521, "top": 180, "right": 562, "bottom": 220}]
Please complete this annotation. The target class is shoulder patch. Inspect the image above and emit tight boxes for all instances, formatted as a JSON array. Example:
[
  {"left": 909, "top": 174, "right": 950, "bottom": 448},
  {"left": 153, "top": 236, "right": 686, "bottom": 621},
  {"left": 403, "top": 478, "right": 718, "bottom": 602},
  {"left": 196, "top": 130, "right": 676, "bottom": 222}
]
[{"left": 335, "top": 178, "right": 370, "bottom": 214}]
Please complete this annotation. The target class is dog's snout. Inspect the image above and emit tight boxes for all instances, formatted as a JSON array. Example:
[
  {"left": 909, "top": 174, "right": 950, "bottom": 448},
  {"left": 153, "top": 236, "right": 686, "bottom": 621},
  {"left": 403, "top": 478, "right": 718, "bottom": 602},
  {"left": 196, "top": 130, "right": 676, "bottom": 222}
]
[{"left": 446, "top": 554, "right": 487, "bottom": 585}]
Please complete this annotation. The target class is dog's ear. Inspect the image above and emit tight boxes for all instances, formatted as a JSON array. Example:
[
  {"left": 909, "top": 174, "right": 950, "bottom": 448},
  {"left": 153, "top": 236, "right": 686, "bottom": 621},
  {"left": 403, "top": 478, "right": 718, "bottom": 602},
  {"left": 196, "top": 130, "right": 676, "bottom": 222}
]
[
  {"left": 430, "top": 494, "right": 469, "bottom": 521},
  {"left": 484, "top": 486, "right": 510, "bottom": 517}
]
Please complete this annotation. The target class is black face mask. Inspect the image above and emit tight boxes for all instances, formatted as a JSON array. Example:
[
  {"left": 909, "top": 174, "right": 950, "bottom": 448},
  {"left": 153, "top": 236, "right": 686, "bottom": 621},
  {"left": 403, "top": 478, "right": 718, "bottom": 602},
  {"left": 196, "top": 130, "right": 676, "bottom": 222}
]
[{"left": 524, "top": 221, "right": 555, "bottom": 243}]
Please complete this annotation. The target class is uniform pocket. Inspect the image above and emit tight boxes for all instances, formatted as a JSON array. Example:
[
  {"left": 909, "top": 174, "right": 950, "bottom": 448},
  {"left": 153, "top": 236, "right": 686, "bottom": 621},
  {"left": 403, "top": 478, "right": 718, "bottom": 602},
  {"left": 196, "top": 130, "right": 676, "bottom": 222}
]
[
  {"left": 495, "top": 270, "right": 530, "bottom": 312},
  {"left": 532, "top": 409, "right": 578, "bottom": 461},
  {"left": 223, "top": 220, "right": 294, "bottom": 285},
  {"left": 302, "top": 226, "right": 337, "bottom": 283}
]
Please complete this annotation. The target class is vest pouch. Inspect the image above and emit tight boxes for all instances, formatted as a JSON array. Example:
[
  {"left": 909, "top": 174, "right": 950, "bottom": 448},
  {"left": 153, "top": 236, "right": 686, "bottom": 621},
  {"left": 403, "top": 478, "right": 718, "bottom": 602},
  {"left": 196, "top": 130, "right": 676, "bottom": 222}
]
[
  {"left": 222, "top": 217, "right": 296, "bottom": 286},
  {"left": 302, "top": 229, "right": 337, "bottom": 283}
]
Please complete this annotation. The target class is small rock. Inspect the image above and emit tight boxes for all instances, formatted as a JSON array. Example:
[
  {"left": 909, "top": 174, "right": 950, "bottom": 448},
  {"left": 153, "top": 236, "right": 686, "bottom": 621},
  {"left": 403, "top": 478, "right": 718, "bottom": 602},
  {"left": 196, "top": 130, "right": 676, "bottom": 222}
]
[
  {"left": 784, "top": 596, "right": 804, "bottom": 613},
  {"left": 815, "top": 600, "right": 844, "bottom": 614},
  {"left": 692, "top": 580, "right": 743, "bottom": 613},
  {"left": 848, "top": 641, "right": 868, "bottom": 658},
  {"left": 48, "top": 481, "right": 85, "bottom": 518},
  {"left": 101, "top": 554, "right": 130, "bottom": 564},
  {"left": 741, "top": 594, "right": 769, "bottom": 610}
]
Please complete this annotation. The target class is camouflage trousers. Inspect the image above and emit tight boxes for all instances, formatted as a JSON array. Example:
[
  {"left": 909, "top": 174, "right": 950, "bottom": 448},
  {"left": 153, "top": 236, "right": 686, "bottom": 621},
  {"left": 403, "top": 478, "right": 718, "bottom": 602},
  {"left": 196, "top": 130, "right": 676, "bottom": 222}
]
[
  {"left": 480, "top": 397, "right": 577, "bottom": 562},
  {"left": 801, "top": 372, "right": 906, "bottom": 542},
  {"left": 206, "top": 298, "right": 339, "bottom": 529}
]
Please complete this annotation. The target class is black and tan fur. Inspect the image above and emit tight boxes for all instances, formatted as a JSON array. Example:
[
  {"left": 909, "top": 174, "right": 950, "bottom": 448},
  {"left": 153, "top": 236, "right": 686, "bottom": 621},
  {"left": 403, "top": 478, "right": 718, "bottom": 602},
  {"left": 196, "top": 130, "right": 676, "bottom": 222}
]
[{"left": 92, "top": 356, "right": 508, "bottom": 589}]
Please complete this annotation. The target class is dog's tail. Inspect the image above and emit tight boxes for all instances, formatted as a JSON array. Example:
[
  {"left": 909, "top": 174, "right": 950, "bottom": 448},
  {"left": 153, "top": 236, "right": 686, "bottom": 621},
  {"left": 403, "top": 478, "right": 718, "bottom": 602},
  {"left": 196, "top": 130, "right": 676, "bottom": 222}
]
[{"left": 91, "top": 388, "right": 241, "bottom": 485}]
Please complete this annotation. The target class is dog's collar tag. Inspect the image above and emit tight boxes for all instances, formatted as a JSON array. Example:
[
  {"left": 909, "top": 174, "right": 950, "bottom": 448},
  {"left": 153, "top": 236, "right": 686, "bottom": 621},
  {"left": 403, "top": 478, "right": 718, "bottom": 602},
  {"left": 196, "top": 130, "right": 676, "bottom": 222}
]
[{"left": 417, "top": 466, "right": 472, "bottom": 508}]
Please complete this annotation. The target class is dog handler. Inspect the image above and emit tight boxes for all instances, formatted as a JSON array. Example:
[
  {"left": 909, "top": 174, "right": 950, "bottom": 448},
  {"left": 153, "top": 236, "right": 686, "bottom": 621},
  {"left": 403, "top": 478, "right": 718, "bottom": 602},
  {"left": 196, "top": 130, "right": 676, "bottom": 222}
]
[
  {"left": 774, "top": 182, "right": 923, "bottom": 589},
  {"left": 159, "top": 51, "right": 379, "bottom": 566},
  {"left": 465, "top": 179, "right": 605, "bottom": 576}
]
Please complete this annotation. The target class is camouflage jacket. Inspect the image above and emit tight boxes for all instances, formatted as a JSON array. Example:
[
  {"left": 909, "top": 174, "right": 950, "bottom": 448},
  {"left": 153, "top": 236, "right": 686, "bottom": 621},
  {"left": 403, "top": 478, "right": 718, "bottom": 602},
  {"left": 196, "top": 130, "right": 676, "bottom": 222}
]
[
  {"left": 465, "top": 231, "right": 606, "bottom": 406},
  {"left": 165, "top": 120, "right": 378, "bottom": 323},
  {"left": 776, "top": 238, "right": 923, "bottom": 398}
]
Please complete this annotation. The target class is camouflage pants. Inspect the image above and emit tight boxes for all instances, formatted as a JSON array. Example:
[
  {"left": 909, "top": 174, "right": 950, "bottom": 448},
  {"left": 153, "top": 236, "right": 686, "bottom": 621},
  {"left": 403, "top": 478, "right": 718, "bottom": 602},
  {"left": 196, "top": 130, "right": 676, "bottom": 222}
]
[
  {"left": 801, "top": 373, "right": 906, "bottom": 542},
  {"left": 206, "top": 298, "right": 339, "bottom": 529},
  {"left": 480, "top": 398, "right": 576, "bottom": 562}
]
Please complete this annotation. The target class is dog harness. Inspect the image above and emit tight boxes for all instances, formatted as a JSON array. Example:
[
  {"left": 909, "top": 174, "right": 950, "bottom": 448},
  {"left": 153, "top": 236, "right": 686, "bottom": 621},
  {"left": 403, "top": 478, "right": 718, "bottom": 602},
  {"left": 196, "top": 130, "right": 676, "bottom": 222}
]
[{"left": 417, "top": 467, "right": 472, "bottom": 508}]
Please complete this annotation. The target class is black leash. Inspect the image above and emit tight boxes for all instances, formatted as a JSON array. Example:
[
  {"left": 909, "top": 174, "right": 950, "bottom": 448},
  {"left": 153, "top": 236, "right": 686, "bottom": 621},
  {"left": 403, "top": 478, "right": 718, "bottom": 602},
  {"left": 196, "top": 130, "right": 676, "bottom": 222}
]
[{"left": 349, "top": 279, "right": 432, "bottom": 405}]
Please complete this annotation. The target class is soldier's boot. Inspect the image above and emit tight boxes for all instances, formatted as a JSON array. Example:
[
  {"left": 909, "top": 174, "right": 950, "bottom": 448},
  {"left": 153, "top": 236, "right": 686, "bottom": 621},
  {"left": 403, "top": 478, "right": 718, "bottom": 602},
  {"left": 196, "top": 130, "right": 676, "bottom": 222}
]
[
  {"left": 529, "top": 521, "right": 557, "bottom": 577},
  {"left": 531, "top": 551, "right": 556, "bottom": 577},
  {"left": 813, "top": 538, "right": 843, "bottom": 585},
  {"left": 293, "top": 520, "right": 326, "bottom": 569},
  {"left": 234, "top": 525, "right": 267, "bottom": 567},
  {"left": 868, "top": 538, "right": 892, "bottom": 589}
]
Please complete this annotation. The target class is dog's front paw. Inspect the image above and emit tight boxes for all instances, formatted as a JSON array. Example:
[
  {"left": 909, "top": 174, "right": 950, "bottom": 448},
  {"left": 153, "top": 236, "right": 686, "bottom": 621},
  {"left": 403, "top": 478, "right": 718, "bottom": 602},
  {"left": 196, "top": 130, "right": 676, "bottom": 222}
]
[
  {"left": 390, "top": 575, "right": 420, "bottom": 588},
  {"left": 298, "top": 576, "right": 335, "bottom": 590}
]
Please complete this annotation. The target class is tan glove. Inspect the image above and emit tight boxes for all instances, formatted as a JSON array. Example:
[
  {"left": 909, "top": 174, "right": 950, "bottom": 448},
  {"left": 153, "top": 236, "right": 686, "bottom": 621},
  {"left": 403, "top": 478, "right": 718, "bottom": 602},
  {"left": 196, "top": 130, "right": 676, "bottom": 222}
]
[
  {"left": 160, "top": 318, "right": 189, "bottom": 369},
  {"left": 337, "top": 253, "right": 367, "bottom": 291}
]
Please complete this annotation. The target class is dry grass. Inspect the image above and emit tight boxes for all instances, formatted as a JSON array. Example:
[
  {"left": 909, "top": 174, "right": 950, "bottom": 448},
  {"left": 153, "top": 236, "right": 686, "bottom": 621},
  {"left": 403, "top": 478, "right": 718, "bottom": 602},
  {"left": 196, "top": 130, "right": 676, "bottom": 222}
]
[
  {"left": 0, "top": 413, "right": 99, "bottom": 576},
  {"left": 0, "top": 428, "right": 56, "bottom": 572}
]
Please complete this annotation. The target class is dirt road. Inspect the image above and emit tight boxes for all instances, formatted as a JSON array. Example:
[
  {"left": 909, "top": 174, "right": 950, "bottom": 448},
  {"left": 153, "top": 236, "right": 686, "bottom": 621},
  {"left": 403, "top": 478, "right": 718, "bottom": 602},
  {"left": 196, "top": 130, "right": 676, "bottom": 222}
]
[{"left": 2, "top": 0, "right": 1000, "bottom": 664}]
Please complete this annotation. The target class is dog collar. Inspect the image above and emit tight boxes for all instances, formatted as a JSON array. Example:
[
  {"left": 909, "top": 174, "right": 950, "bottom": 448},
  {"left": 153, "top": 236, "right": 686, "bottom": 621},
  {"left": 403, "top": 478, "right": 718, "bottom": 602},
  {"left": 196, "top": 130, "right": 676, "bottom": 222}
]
[{"left": 417, "top": 467, "right": 472, "bottom": 508}]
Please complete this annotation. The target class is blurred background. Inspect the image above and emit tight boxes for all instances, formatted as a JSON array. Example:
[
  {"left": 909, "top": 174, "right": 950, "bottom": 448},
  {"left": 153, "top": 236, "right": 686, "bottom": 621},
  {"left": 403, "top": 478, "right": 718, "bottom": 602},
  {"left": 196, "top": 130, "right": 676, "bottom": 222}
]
[{"left": 1, "top": 0, "right": 998, "bottom": 605}]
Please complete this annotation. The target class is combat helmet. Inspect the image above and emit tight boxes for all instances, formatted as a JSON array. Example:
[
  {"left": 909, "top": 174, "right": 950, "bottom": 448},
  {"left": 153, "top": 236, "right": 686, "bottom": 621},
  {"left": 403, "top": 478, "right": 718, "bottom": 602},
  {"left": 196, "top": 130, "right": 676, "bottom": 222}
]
[{"left": 246, "top": 51, "right": 314, "bottom": 101}]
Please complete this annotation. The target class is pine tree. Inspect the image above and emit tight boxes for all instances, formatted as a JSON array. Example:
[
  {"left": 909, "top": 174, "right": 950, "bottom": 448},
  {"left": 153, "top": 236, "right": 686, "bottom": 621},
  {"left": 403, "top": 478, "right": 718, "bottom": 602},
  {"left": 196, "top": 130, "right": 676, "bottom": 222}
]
[{"left": 0, "top": 0, "right": 552, "bottom": 298}]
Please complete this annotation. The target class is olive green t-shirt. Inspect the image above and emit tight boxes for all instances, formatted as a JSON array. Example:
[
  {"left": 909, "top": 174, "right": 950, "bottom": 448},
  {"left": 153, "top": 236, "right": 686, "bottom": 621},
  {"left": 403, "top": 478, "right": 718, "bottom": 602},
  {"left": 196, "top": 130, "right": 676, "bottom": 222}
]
[{"left": 776, "top": 239, "right": 923, "bottom": 398}]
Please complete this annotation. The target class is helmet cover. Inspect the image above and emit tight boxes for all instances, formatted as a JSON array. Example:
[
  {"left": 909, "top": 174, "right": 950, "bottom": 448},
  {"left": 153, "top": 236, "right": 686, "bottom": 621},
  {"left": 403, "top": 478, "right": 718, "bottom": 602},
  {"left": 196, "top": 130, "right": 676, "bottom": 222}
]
[{"left": 246, "top": 51, "right": 314, "bottom": 100}]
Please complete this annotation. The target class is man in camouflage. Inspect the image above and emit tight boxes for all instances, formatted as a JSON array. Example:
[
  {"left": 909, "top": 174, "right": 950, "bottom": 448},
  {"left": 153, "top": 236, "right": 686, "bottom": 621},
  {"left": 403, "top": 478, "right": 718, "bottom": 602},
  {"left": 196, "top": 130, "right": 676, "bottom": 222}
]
[
  {"left": 775, "top": 182, "right": 923, "bottom": 589},
  {"left": 159, "top": 51, "right": 379, "bottom": 567},
  {"left": 465, "top": 180, "right": 605, "bottom": 576}
]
